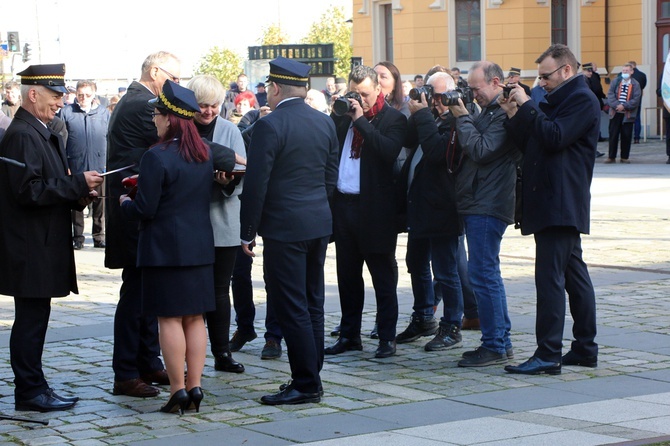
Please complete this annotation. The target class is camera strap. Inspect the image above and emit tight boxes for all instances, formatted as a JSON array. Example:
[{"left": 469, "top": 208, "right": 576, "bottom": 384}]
[{"left": 445, "top": 127, "right": 462, "bottom": 174}]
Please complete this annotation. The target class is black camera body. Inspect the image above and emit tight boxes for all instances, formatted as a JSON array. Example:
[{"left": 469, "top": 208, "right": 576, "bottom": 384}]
[
  {"left": 502, "top": 84, "right": 514, "bottom": 98},
  {"left": 439, "top": 86, "right": 474, "bottom": 106},
  {"left": 409, "top": 85, "right": 433, "bottom": 104},
  {"left": 333, "top": 92, "right": 363, "bottom": 116}
]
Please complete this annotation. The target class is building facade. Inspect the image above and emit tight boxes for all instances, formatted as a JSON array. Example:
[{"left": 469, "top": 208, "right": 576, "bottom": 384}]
[{"left": 351, "top": 0, "right": 666, "bottom": 135}]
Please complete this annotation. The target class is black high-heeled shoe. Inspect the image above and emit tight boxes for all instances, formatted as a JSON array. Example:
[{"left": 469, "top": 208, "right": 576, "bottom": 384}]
[
  {"left": 159, "top": 389, "right": 189, "bottom": 414},
  {"left": 188, "top": 387, "right": 204, "bottom": 412}
]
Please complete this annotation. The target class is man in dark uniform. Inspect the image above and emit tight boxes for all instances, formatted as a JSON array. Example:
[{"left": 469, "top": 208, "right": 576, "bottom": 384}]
[
  {"left": 0, "top": 64, "right": 104, "bottom": 412},
  {"left": 325, "top": 65, "right": 407, "bottom": 359},
  {"left": 105, "top": 51, "right": 181, "bottom": 397},
  {"left": 500, "top": 44, "right": 599, "bottom": 375},
  {"left": 240, "top": 57, "right": 339, "bottom": 405},
  {"left": 507, "top": 67, "right": 532, "bottom": 97}
]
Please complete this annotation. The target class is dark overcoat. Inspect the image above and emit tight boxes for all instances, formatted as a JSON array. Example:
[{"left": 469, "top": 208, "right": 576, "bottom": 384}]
[
  {"left": 0, "top": 107, "right": 89, "bottom": 297},
  {"left": 505, "top": 75, "right": 599, "bottom": 236}
]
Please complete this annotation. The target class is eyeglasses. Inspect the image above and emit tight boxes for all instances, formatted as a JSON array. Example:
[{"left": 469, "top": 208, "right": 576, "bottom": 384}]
[
  {"left": 538, "top": 64, "right": 566, "bottom": 81},
  {"left": 158, "top": 66, "right": 180, "bottom": 84},
  {"left": 151, "top": 111, "right": 166, "bottom": 117}
]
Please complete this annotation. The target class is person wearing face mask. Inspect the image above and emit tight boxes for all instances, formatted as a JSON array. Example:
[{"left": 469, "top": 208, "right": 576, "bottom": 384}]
[{"left": 604, "top": 63, "right": 642, "bottom": 163}]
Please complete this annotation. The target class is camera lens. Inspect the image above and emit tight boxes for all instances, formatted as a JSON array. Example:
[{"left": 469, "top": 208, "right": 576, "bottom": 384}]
[{"left": 332, "top": 97, "right": 352, "bottom": 116}]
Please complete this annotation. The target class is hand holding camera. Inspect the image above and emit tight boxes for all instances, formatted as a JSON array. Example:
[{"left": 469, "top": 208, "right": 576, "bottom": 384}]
[{"left": 333, "top": 92, "right": 364, "bottom": 117}]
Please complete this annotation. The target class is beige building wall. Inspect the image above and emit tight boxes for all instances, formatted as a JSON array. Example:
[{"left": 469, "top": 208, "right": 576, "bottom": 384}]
[{"left": 351, "top": 0, "right": 646, "bottom": 82}]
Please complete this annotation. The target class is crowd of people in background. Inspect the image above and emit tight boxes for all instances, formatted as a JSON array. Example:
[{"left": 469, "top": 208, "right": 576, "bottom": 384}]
[{"left": 0, "top": 44, "right": 666, "bottom": 415}]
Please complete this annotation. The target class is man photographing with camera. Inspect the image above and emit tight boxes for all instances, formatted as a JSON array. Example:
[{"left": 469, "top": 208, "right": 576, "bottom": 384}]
[
  {"left": 448, "top": 61, "right": 521, "bottom": 368},
  {"left": 326, "top": 65, "right": 407, "bottom": 359},
  {"left": 394, "top": 71, "right": 476, "bottom": 352}
]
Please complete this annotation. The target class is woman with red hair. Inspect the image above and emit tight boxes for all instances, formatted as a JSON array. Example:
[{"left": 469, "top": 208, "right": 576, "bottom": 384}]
[
  {"left": 229, "top": 90, "right": 256, "bottom": 125},
  {"left": 120, "top": 80, "right": 243, "bottom": 415}
]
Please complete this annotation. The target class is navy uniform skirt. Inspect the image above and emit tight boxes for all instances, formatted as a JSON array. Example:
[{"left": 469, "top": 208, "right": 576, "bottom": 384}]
[{"left": 141, "top": 264, "right": 215, "bottom": 317}]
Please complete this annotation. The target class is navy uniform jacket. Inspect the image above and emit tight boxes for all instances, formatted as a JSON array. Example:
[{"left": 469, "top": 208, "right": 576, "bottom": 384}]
[
  {"left": 240, "top": 98, "right": 339, "bottom": 243},
  {"left": 505, "top": 74, "right": 599, "bottom": 236},
  {"left": 0, "top": 107, "right": 90, "bottom": 297},
  {"left": 331, "top": 103, "right": 408, "bottom": 253},
  {"left": 105, "top": 81, "right": 236, "bottom": 268},
  {"left": 121, "top": 142, "right": 215, "bottom": 267}
]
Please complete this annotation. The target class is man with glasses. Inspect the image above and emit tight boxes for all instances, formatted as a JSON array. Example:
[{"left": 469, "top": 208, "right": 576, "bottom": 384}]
[
  {"left": 499, "top": 44, "right": 599, "bottom": 375},
  {"left": 447, "top": 61, "right": 520, "bottom": 368},
  {"left": 105, "top": 51, "right": 181, "bottom": 398},
  {"left": 60, "top": 80, "right": 109, "bottom": 250}
]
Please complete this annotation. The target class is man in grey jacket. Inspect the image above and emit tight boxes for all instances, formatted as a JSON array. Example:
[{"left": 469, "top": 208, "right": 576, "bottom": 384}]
[{"left": 448, "top": 61, "right": 521, "bottom": 367}]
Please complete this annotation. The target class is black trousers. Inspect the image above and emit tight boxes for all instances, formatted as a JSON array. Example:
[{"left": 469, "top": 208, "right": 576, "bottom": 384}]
[
  {"left": 333, "top": 196, "right": 398, "bottom": 342},
  {"left": 262, "top": 236, "right": 328, "bottom": 394},
  {"left": 72, "top": 183, "right": 105, "bottom": 243},
  {"left": 533, "top": 227, "right": 598, "bottom": 363},
  {"left": 11, "top": 297, "right": 51, "bottom": 400},
  {"left": 608, "top": 113, "right": 634, "bottom": 160},
  {"left": 231, "top": 246, "right": 256, "bottom": 334},
  {"left": 112, "top": 266, "right": 164, "bottom": 381},
  {"left": 206, "top": 246, "right": 237, "bottom": 356}
]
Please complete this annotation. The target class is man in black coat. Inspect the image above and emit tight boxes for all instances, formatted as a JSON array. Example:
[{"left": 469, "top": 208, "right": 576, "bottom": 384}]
[
  {"left": 501, "top": 44, "right": 599, "bottom": 375},
  {"left": 325, "top": 65, "right": 408, "bottom": 359},
  {"left": 240, "top": 57, "right": 339, "bottom": 405},
  {"left": 396, "top": 71, "right": 469, "bottom": 351},
  {"left": 0, "top": 64, "right": 103, "bottom": 412},
  {"left": 105, "top": 51, "right": 182, "bottom": 397}
]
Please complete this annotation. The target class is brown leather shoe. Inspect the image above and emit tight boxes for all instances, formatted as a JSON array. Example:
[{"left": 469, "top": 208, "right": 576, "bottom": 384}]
[
  {"left": 113, "top": 378, "right": 160, "bottom": 397},
  {"left": 140, "top": 369, "right": 170, "bottom": 386},
  {"left": 461, "top": 317, "right": 480, "bottom": 330}
]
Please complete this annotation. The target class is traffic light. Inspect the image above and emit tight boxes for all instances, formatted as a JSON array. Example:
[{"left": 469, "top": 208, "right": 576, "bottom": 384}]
[
  {"left": 7, "top": 31, "right": 20, "bottom": 52},
  {"left": 22, "top": 43, "right": 32, "bottom": 62}
]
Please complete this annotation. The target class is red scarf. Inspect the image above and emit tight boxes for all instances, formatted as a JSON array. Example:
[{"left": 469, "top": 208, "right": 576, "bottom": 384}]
[{"left": 350, "top": 93, "right": 386, "bottom": 159}]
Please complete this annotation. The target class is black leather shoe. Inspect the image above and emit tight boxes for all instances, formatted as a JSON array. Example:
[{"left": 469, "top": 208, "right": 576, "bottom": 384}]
[
  {"left": 374, "top": 340, "right": 396, "bottom": 358},
  {"left": 279, "top": 381, "right": 324, "bottom": 397},
  {"left": 330, "top": 324, "right": 341, "bottom": 337},
  {"left": 396, "top": 317, "right": 438, "bottom": 343},
  {"left": 324, "top": 336, "right": 363, "bottom": 355},
  {"left": 73, "top": 240, "right": 84, "bottom": 250},
  {"left": 505, "top": 356, "right": 561, "bottom": 375},
  {"left": 260, "top": 385, "right": 320, "bottom": 405},
  {"left": 214, "top": 352, "right": 245, "bottom": 373},
  {"left": 562, "top": 350, "right": 597, "bottom": 368},
  {"left": 46, "top": 388, "right": 79, "bottom": 403},
  {"left": 94, "top": 241, "right": 106, "bottom": 248},
  {"left": 15, "top": 392, "right": 76, "bottom": 412}
]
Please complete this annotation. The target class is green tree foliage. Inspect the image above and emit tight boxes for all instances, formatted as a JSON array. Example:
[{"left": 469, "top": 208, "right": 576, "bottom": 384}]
[
  {"left": 302, "top": 6, "right": 352, "bottom": 78},
  {"left": 193, "top": 46, "right": 244, "bottom": 87},
  {"left": 259, "top": 24, "right": 290, "bottom": 45}
]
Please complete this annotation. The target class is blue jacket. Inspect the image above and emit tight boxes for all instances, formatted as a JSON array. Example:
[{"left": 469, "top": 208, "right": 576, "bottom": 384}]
[
  {"left": 505, "top": 74, "right": 599, "bottom": 236},
  {"left": 60, "top": 102, "right": 109, "bottom": 173}
]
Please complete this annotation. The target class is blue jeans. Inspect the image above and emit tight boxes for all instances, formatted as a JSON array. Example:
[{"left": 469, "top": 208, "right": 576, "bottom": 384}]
[
  {"left": 463, "top": 215, "right": 512, "bottom": 354},
  {"left": 406, "top": 235, "right": 463, "bottom": 326}
]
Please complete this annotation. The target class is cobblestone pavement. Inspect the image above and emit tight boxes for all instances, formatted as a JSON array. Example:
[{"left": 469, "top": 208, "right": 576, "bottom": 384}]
[{"left": 0, "top": 140, "right": 668, "bottom": 445}]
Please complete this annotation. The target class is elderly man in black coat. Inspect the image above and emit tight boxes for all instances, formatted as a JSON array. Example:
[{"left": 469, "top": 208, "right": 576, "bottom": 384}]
[
  {"left": 500, "top": 44, "right": 599, "bottom": 375},
  {"left": 0, "top": 64, "right": 103, "bottom": 412}
]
